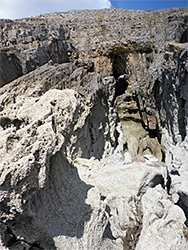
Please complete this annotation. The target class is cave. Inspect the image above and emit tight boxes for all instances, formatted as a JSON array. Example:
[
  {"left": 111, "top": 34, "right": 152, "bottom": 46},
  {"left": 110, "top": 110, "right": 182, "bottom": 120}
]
[
  {"left": 111, "top": 53, "right": 127, "bottom": 79},
  {"left": 111, "top": 52, "right": 129, "bottom": 97},
  {"left": 111, "top": 52, "right": 164, "bottom": 162},
  {"left": 180, "top": 30, "right": 188, "bottom": 43},
  {"left": 115, "top": 77, "right": 128, "bottom": 97}
]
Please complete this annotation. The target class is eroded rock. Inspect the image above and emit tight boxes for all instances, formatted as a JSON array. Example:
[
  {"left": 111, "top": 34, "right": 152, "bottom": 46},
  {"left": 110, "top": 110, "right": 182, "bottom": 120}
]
[{"left": 136, "top": 185, "right": 187, "bottom": 250}]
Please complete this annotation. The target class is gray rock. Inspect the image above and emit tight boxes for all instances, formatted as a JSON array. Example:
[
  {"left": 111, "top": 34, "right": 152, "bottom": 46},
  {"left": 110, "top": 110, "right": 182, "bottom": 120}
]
[
  {"left": 166, "top": 136, "right": 188, "bottom": 225},
  {"left": 136, "top": 185, "right": 188, "bottom": 250},
  {"left": 74, "top": 157, "right": 168, "bottom": 248}
]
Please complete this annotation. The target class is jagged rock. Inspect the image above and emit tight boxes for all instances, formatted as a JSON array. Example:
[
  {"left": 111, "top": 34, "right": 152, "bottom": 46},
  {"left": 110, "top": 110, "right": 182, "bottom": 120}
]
[
  {"left": 0, "top": 19, "right": 69, "bottom": 87},
  {"left": 0, "top": 86, "right": 118, "bottom": 249},
  {"left": 0, "top": 54, "right": 119, "bottom": 249},
  {"left": 74, "top": 157, "right": 168, "bottom": 248},
  {"left": 136, "top": 185, "right": 188, "bottom": 250},
  {"left": 166, "top": 136, "right": 188, "bottom": 225}
]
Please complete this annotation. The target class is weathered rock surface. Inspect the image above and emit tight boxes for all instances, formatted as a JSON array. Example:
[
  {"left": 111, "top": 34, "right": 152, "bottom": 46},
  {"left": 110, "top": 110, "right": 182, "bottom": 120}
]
[
  {"left": 136, "top": 185, "right": 187, "bottom": 250},
  {"left": 0, "top": 7, "right": 188, "bottom": 250},
  {"left": 166, "top": 136, "right": 188, "bottom": 226}
]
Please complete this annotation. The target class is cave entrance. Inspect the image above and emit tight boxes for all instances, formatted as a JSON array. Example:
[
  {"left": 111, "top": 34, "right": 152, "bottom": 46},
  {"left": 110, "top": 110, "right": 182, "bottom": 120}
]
[
  {"left": 115, "top": 77, "right": 129, "bottom": 98},
  {"left": 111, "top": 53, "right": 129, "bottom": 98},
  {"left": 111, "top": 52, "right": 164, "bottom": 162},
  {"left": 180, "top": 30, "right": 188, "bottom": 43}
]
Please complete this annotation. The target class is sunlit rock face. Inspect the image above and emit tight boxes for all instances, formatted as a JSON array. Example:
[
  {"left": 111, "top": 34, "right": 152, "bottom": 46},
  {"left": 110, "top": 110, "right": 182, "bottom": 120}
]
[{"left": 0, "top": 7, "right": 188, "bottom": 250}]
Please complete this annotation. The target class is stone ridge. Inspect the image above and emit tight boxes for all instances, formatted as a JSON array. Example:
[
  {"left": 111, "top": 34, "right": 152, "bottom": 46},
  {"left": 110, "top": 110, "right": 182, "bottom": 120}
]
[{"left": 0, "top": 8, "right": 187, "bottom": 86}]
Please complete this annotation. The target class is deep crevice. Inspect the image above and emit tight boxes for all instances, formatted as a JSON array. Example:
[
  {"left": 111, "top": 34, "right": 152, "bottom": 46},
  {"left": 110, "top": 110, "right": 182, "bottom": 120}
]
[
  {"left": 111, "top": 52, "right": 129, "bottom": 98},
  {"left": 178, "top": 98, "right": 186, "bottom": 141},
  {"left": 115, "top": 78, "right": 128, "bottom": 98},
  {"left": 180, "top": 30, "right": 188, "bottom": 43},
  {"left": 102, "top": 222, "right": 116, "bottom": 241},
  {"left": 112, "top": 53, "right": 164, "bottom": 162},
  {"left": 166, "top": 173, "right": 172, "bottom": 194}
]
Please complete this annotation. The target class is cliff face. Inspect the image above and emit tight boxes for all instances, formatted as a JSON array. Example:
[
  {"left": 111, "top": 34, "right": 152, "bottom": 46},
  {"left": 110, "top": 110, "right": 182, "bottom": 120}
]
[{"left": 0, "top": 8, "right": 188, "bottom": 250}]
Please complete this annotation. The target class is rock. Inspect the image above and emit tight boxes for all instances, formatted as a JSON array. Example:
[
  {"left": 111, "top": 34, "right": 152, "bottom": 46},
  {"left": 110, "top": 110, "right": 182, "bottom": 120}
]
[
  {"left": 0, "top": 59, "right": 119, "bottom": 249},
  {"left": 136, "top": 185, "right": 188, "bottom": 250},
  {"left": 166, "top": 136, "right": 188, "bottom": 225},
  {"left": 74, "top": 157, "right": 167, "bottom": 200},
  {"left": 0, "top": 19, "right": 69, "bottom": 86},
  {"left": 0, "top": 86, "right": 118, "bottom": 249},
  {"left": 74, "top": 157, "right": 168, "bottom": 248}
]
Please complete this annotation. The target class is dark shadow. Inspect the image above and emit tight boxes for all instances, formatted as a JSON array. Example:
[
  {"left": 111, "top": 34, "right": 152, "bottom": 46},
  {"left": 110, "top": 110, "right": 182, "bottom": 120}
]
[
  {"left": 150, "top": 174, "right": 165, "bottom": 189},
  {"left": 177, "top": 97, "right": 186, "bottom": 141},
  {"left": 180, "top": 30, "right": 188, "bottom": 43},
  {"left": 102, "top": 222, "right": 116, "bottom": 241},
  {"left": 110, "top": 52, "right": 129, "bottom": 98},
  {"left": 137, "top": 174, "right": 165, "bottom": 196},
  {"left": 0, "top": 51, "right": 22, "bottom": 87},
  {"left": 115, "top": 78, "right": 128, "bottom": 98},
  {"left": 111, "top": 53, "right": 127, "bottom": 80},
  {"left": 153, "top": 76, "right": 176, "bottom": 143},
  {"left": 5, "top": 151, "right": 93, "bottom": 249},
  {"left": 176, "top": 194, "right": 188, "bottom": 227},
  {"left": 68, "top": 89, "right": 118, "bottom": 160},
  {"left": 177, "top": 51, "right": 187, "bottom": 141}
]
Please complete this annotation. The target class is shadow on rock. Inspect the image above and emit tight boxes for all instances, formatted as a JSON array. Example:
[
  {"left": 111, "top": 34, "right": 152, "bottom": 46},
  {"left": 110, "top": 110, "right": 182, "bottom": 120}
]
[{"left": 5, "top": 151, "right": 93, "bottom": 249}]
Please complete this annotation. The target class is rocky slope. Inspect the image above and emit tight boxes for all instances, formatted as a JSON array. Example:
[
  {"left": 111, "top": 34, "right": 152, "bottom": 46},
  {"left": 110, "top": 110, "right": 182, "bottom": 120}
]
[{"left": 0, "top": 7, "right": 188, "bottom": 250}]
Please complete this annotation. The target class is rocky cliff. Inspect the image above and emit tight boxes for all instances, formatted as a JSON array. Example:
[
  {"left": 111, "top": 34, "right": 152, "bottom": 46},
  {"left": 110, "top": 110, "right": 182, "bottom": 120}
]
[{"left": 0, "top": 7, "right": 188, "bottom": 250}]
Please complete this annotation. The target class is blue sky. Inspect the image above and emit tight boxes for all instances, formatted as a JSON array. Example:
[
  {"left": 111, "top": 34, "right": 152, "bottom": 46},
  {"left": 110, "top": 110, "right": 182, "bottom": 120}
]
[
  {"left": 0, "top": 0, "right": 187, "bottom": 19},
  {"left": 111, "top": 0, "right": 188, "bottom": 10}
]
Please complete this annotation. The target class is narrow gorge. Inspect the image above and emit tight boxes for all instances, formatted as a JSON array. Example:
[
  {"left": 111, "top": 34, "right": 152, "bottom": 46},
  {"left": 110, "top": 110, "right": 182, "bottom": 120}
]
[{"left": 0, "top": 7, "right": 188, "bottom": 250}]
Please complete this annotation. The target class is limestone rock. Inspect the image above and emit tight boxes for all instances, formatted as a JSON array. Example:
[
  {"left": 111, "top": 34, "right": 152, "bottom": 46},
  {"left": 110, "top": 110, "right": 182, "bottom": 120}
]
[
  {"left": 0, "top": 54, "right": 119, "bottom": 249},
  {"left": 166, "top": 136, "right": 188, "bottom": 225},
  {"left": 74, "top": 157, "right": 168, "bottom": 248},
  {"left": 0, "top": 85, "right": 118, "bottom": 249},
  {"left": 74, "top": 158, "right": 167, "bottom": 200},
  {"left": 136, "top": 185, "right": 188, "bottom": 250}
]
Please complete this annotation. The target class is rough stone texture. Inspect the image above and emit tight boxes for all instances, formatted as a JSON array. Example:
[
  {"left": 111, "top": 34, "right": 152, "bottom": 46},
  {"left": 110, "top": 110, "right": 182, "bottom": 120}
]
[
  {"left": 0, "top": 19, "right": 69, "bottom": 87},
  {"left": 136, "top": 185, "right": 187, "bottom": 250},
  {"left": 74, "top": 157, "right": 168, "bottom": 248},
  {"left": 166, "top": 136, "right": 188, "bottom": 226},
  {"left": 0, "top": 86, "right": 118, "bottom": 250},
  {"left": 0, "top": 7, "right": 188, "bottom": 250}
]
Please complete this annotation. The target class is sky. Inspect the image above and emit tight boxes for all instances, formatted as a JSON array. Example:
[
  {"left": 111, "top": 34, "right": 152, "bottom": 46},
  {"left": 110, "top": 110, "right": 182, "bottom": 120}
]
[
  {"left": 111, "top": 0, "right": 188, "bottom": 10},
  {"left": 0, "top": 0, "right": 187, "bottom": 19}
]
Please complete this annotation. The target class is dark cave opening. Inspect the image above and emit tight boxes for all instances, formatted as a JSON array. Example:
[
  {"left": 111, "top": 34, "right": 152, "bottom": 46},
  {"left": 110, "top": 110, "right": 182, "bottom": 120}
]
[
  {"left": 115, "top": 77, "right": 128, "bottom": 98},
  {"left": 111, "top": 52, "right": 165, "bottom": 162},
  {"left": 180, "top": 30, "right": 188, "bottom": 43},
  {"left": 111, "top": 53, "right": 129, "bottom": 98},
  {"left": 111, "top": 53, "right": 127, "bottom": 80}
]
